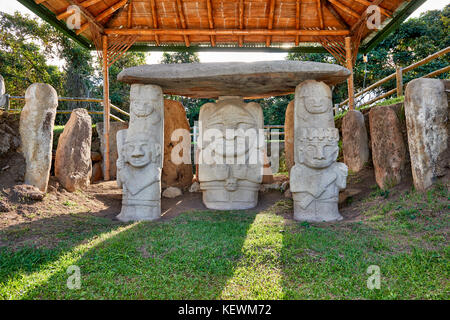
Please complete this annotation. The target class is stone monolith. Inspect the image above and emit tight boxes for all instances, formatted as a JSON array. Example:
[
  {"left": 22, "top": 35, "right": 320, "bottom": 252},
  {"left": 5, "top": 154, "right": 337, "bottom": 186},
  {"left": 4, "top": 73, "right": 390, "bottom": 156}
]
[
  {"left": 96, "top": 121, "right": 128, "bottom": 179},
  {"left": 198, "top": 96, "right": 264, "bottom": 210},
  {"left": 342, "top": 110, "right": 369, "bottom": 172},
  {"left": 405, "top": 78, "right": 449, "bottom": 191},
  {"left": 116, "top": 84, "right": 164, "bottom": 222},
  {"left": 290, "top": 80, "right": 348, "bottom": 222},
  {"left": 19, "top": 83, "right": 58, "bottom": 192},
  {"left": 369, "top": 106, "right": 406, "bottom": 189},
  {"left": 55, "top": 108, "right": 92, "bottom": 192}
]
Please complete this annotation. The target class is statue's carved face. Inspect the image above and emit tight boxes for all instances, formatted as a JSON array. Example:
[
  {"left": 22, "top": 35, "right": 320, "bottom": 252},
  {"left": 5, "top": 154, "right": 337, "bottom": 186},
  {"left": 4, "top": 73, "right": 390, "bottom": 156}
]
[
  {"left": 124, "top": 139, "right": 155, "bottom": 168},
  {"left": 303, "top": 95, "right": 332, "bottom": 114},
  {"left": 131, "top": 99, "right": 156, "bottom": 118},
  {"left": 206, "top": 105, "right": 258, "bottom": 158},
  {"left": 300, "top": 141, "right": 338, "bottom": 169}
]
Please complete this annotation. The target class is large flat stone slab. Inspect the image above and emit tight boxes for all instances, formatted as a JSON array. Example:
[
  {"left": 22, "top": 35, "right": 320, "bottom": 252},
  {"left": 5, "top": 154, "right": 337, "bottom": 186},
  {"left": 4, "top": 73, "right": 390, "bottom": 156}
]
[{"left": 117, "top": 61, "right": 350, "bottom": 99}]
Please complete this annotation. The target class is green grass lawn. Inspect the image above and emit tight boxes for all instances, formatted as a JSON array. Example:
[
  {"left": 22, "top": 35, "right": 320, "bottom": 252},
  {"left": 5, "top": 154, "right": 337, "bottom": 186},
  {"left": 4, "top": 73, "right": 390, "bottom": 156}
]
[{"left": 0, "top": 184, "right": 448, "bottom": 300}]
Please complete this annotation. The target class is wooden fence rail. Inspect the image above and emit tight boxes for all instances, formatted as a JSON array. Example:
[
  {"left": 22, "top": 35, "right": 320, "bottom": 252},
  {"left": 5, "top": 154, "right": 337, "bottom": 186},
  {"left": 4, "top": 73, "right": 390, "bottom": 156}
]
[
  {"left": 338, "top": 46, "right": 450, "bottom": 111},
  {"left": 2, "top": 95, "right": 128, "bottom": 122}
]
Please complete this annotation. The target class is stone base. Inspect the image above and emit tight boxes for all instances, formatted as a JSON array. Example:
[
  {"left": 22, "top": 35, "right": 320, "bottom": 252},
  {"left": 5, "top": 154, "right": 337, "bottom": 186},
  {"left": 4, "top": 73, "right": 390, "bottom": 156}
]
[
  {"left": 201, "top": 189, "right": 258, "bottom": 210},
  {"left": 116, "top": 203, "right": 161, "bottom": 222},
  {"left": 293, "top": 201, "right": 343, "bottom": 222}
]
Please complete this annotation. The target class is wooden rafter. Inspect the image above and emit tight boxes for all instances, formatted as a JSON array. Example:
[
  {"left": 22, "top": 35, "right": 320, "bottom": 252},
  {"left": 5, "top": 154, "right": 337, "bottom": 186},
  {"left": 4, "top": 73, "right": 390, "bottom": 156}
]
[
  {"left": 53, "top": 0, "right": 104, "bottom": 34},
  {"left": 351, "top": 0, "right": 386, "bottom": 34},
  {"left": 206, "top": 0, "right": 216, "bottom": 46},
  {"left": 76, "top": 0, "right": 127, "bottom": 35},
  {"left": 35, "top": 0, "right": 47, "bottom": 4},
  {"left": 150, "top": 0, "right": 160, "bottom": 46},
  {"left": 80, "top": 0, "right": 102, "bottom": 7},
  {"left": 238, "top": 0, "right": 244, "bottom": 47},
  {"left": 127, "top": 0, "right": 132, "bottom": 28},
  {"left": 327, "top": 0, "right": 361, "bottom": 19},
  {"left": 295, "top": 0, "right": 300, "bottom": 46},
  {"left": 353, "top": 0, "right": 392, "bottom": 17},
  {"left": 105, "top": 28, "right": 350, "bottom": 36},
  {"left": 324, "top": 0, "right": 350, "bottom": 29},
  {"left": 107, "top": 35, "right": 138, "bottom": 67},
  {"left": 317, "top": 0, "right": 324, "bottom": 30},
  {"left": 316, "top": 36, "right": 347, "bottom": 65},
  {"left": 176, "top": 0, "right": 190, "bottom": 47},
  {"left": 266, "top": 0, "right": 276, "bottom": 47}
]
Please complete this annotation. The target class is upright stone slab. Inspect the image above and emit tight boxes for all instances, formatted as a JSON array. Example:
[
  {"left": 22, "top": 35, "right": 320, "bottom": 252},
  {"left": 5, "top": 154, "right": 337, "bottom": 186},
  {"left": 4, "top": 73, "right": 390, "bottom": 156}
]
[
  {"left": 405, "top": 78, "right": 449, "bottom": 191},
  {"left": 55, "top": 108, "right": 92, "bottom": 192},
  {"left": 19, "top": 83, "right": 58, "bottom": 192},
  {"left": 0, "top": 75, "right": 6, "bottom": 107},
  {"left": 116, "top": 84, "right": 164, "bottom": 222},
  {"left": 198, "top": 96, "right": 264, "bottom": 210},
  {"left": 284, "top": 100, "right": 295, "bottom": 174},
  {"left": 369, "top": 106, "right": 406, "bottom": 189},
  {"left": 342, "top": 110, "right": 369, "bottom": 172},
  {"left": 162, "top": 99, "right": 193, "bottom": 189},
  {"left": 96, "top": 121, "right": 128, "bottom": 179},
  {"left": 290, "top": 80, "right": 348, "bottom": 222}
]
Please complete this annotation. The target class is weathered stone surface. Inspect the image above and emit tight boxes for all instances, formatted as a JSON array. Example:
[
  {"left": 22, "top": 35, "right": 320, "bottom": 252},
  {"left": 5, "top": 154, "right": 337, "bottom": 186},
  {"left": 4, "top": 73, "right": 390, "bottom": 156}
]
[
  {"left": 0, "top": 74, "right": 6, "bottom": 107},
  {"left": 405, "top": 78, "right": 449, "bottom": 191},
  {"left": 284, "top": 100, "right": 295, "bottom": 174},
  {"left": 198, "top": 96, "right": 264, "bottom": 210},
  {"left": 55, "top": 108, "right": 92, "bottom": 192},
  {"left": 0, "top": 113, "right": 20, "bottom": 156},
  {"left": 162, "top": 186, "right": 182, "bottom": 198},
  {"left": 162, "top": 99, "right": 193, "bottom": 189},
  {"left": 369, "top": 106, "right": 406, "bottom": 189},
  {"left": 189, "top": 181, "right": 200, "bottom": 193},
  {"left": 118, "top": 61, "right": 351, "bottom": 99},
  {"left": 19, "top": 83, "right": 58, "bottom": 192},
  {"left": 96, "top": 121, "right": 128, "bottom": 179},
  {"left": 116, "top": 84, "right": 164, "bottom": 222},
  {"left": 290, "top": 80, "right": 348, "bottom": 222},
  {"left": 342, "top": 110, "right": 369, "bottom": 173},
  {"left": 91, "top": 162, "right": 103, "bottom": 183}
]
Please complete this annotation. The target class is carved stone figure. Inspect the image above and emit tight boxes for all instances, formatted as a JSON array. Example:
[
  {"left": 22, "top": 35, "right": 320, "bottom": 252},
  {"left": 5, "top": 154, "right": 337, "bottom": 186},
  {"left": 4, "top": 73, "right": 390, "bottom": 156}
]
[
  {"left": 116, "top": 132, "right": 162, "bottom": 222},
  {"left": 19, "top": 83, "right": 58, "bottom": 192},
  {"left": 290, "top": 128, "right": 347, "bottom": 222},
  {"left": 116, "top": 84, "right": 164, "bottom": 221},
  {"left": 290, "top": 80, "right": 348, "bottom": 222},
  {"left": 198, "top": 96, "right": 264, "bottom": 210}
]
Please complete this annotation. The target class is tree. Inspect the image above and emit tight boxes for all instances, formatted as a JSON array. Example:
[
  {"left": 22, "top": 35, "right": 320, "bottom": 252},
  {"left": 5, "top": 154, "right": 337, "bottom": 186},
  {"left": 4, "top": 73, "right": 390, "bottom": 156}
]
[{"left": 160, "top": 51, "right": 200, "bottom": 64}]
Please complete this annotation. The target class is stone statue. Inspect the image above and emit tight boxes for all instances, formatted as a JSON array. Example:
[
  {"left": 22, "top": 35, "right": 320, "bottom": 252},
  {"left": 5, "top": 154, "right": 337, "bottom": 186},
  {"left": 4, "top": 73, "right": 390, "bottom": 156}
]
[
  {"left": 116, "top": 132, "right": 162, "bottom": 222},
  {"left": 19, "top": 83, "right": 58, "bottom": 192},
  {"left": 116, "top": 84, "right": 164, "bottom": 221},
  {"left": 198, "top": 96, "right": 264, "bottom": 210},
  {"left": 290, "top": 80, "right": 348, "bottom": 222},
  {"left": 290, "top": 128, "right": 347, "bottom": 222}
]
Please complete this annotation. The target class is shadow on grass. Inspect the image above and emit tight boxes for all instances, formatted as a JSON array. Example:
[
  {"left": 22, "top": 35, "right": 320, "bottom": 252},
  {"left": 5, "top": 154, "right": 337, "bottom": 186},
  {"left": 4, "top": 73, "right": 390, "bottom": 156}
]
[{"left": 17, "top": 210, "right": 257, "bottom": 299}]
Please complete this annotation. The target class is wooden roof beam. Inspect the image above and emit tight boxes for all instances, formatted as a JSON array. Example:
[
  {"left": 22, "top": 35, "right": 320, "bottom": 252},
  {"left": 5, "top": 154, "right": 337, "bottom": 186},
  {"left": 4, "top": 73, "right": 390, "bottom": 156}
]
[
  {"left": 59, "top": 0, "right": 104, "bottom": 35},
  {"left": 75, "top": 0, "right": 126, "bottom": 35},
  {"left": 317, "top": 0, "right": 324, "bottom": 30},
  {"left": 327, "top": 0, "right": 361, "bottom": 19},
  {"left": 295, "top": 0, "right": 300, "bottom": 46},
  {"left": 150, "top": 0, "right": 160, "bottom": 46},
  {"left": 324, "top": 0, "right": 350, "bottom": 29},
  {"left": 239, "top": 0, "right": 244, "bottom": 47},
  {"left": 353, "top": 0, "right": 392, "bottom": 17},
  {"left": 105, "top": 28, "right": 350, "bottom": 36},
  {"left": 127, "top": 0, "right": 133, "bottom": 28},
  {"left": 350, "top": 0, "right": 386, "bottom": 34},
  {"left": 80, "top": 0, "right": 102, "bottom": 7},
  {"left": 266, "top": 0, "right": 276, "bottom": 47},
  {"left": 176, "top": 0, "right": 190, "bottom": 47},
  {"left": 35, "top": 0, "right": 48, "bottom": 4},
  {"left": 206, "top": 0, "right": 216, "bottom": 47}
]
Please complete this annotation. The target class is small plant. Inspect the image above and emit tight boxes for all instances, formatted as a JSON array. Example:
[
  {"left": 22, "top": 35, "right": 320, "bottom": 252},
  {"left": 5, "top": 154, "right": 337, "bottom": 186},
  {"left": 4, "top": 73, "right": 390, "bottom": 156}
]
[{"left": 63, "top": 200, "right": 77, "bottom": 207}]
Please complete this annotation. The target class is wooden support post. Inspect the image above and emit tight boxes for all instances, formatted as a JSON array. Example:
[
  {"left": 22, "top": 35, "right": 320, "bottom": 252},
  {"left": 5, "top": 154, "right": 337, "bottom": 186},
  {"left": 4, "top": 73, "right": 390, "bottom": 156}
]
[
  {"left": 396, "top": 66, "right": 403, "bottom": 97},
  {"left": 345, "top": 37, "right": 355, "bottom": 110},
  {"left": 102, "top": 35, "right": 111, "bottom": 181}
]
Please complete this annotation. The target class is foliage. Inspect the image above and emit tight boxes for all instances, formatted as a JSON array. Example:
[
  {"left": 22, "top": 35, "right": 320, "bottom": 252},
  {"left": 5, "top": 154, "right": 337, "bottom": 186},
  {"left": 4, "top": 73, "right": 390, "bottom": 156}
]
[{"left": 160, "top": 51, "right": 200, "bottom": 64}]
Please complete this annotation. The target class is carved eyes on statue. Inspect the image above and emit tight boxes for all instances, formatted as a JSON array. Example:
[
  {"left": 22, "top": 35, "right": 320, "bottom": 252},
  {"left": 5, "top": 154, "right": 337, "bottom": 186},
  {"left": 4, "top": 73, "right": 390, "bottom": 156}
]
[
  {"left": 304, "top": 97, "right": 331, "bottom": 108},
  {"left": 236, "top": 122, "right": 254, "bottom": 131}
]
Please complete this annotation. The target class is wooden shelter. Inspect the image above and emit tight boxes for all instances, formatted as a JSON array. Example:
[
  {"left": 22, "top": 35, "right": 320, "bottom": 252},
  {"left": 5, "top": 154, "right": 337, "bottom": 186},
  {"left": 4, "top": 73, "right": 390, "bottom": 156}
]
[{"left": 18, "top": 0, "right": 426, "bottom": 179}]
